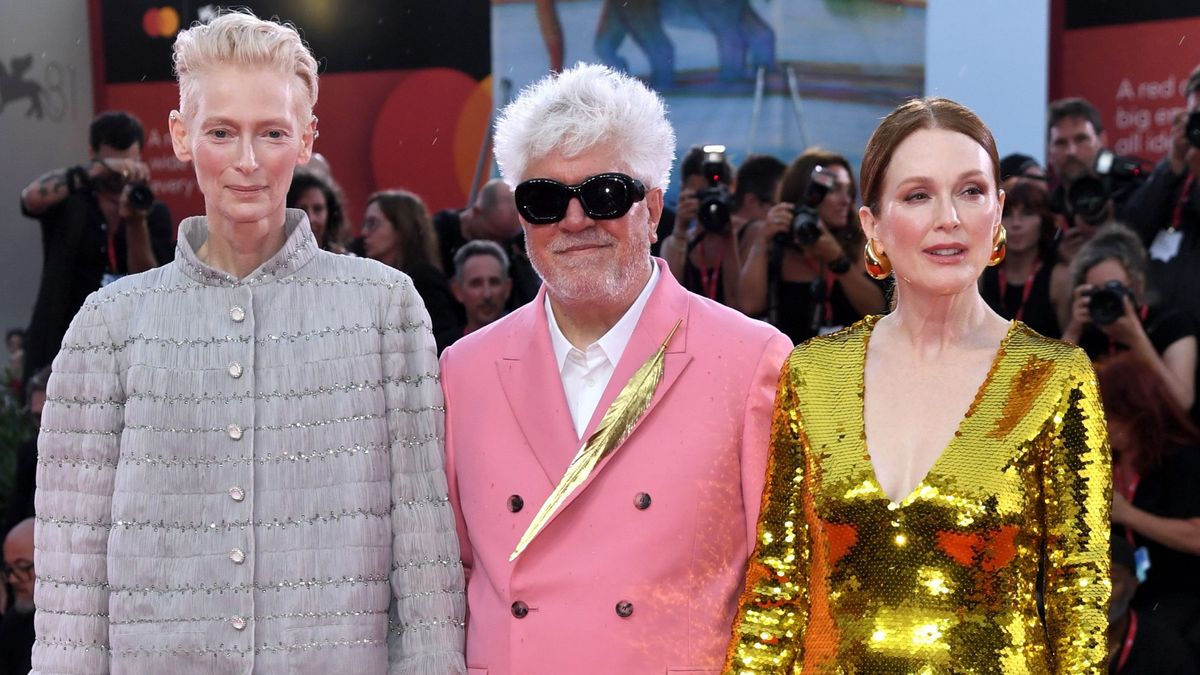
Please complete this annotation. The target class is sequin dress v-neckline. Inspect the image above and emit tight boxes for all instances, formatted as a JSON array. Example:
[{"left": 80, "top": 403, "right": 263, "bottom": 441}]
[{"left": 859, "top": 315, "right": 1019, "bottom": 507}]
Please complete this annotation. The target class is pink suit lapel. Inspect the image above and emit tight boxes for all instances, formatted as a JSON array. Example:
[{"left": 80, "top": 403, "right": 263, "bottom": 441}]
[
  {"left": 496, "top": 285, "right": 580, "bottom": 489},
  {"left": 515, "top": 259, "right": 694, "bottom": 558}
]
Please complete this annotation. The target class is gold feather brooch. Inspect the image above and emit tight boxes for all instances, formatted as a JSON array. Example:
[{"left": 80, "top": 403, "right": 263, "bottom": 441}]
[{"left": 509, "top": 318, "right": 682, "bottom": 561}]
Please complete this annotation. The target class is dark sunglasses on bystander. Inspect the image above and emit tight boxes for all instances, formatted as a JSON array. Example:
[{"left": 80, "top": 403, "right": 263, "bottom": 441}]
[{"left": 514, "top": 172, "right": 646, "bottom": 225}]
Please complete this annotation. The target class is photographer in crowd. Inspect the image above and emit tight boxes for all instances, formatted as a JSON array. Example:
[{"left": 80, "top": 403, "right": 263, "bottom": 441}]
[
  {"left": 17, "top": 111, "right": 173, "bottom": 389},
  {"left": 730, "top": 154, "right": 786, "bottom": 234},
  {"left": 1047, "top": 98, "right": 1144, "bottom": 265},
  {"left": 737, "top": 148, "right": 885, "bottom": 343},
  {"left": 1063, "top": 223, "right": 1196, "bottom": 413},
  {"left": 980, "top": 180, "right": 1065, "bottom": 338},
  {"left": 1099, "top": 353, "right": 1200, "bottom": 663},
  {"left": 1122, "top": 65, "right": 1200, "bottom": 327},
  {"left": 661, "top": 145, "right": 743, "bottom": 306}
]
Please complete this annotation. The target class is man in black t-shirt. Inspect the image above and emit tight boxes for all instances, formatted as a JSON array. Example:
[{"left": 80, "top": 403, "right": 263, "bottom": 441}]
[
  {"left": 17, "top": 111, "right": 173, "bottom": 391},
  {"left": 1122, "top": 65, "right": 1200, "bottom": 328}
]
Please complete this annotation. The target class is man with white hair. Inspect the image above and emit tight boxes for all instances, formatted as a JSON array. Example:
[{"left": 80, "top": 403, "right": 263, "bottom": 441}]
[{"left": 440, "top": 63, "right": 791, "bottom": 674}]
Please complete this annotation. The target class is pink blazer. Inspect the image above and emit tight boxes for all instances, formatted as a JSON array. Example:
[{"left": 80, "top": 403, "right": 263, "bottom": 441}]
[{"left": 441, "top": 259, "right": 792, "bottom": 675}]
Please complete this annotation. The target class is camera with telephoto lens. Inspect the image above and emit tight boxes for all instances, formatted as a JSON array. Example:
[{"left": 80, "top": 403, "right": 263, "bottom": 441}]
[
  {"left": 1085, "top": 280, "right": 1135, "bottom": 326},
  {"left": 126, "top": 182, "right": 155, "bottom": 211},
  {"left": 789, "top": 165, "right": 836, "bottom": 246},
  {"left": 695, "top": 145, "right": 735, "bottom": 232},
  {"left": 1063, "top": 149, "right": 1142, "bottom": 225},
  {"left": 1187, "top": 108, "right": 1200, "bottom": 149}
]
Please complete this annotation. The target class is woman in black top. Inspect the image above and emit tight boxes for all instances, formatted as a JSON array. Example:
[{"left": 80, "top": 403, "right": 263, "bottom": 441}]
[
  {"left": 979, "top": 180, "right": 1064, "bottom": 337},
  {"left": 1063, "top": 223, "right": 1197, "bottom": 413},
  {"left": 362, "top": 190, "right": 462, "bottom": 353},
  {"left": 1099, "top": 352, "right": 1200, "bottom": 659},
  {"left": 737, "top": 148, "right": 886, "bottom": 343}
]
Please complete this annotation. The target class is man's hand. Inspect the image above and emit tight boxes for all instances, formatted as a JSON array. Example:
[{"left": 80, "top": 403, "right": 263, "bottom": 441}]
[
  {"left": 117, "top": 184, "right": 150, "bottom": 223},
  {"left": 91, "top": 157, "right": 150, "bottom": 187}
]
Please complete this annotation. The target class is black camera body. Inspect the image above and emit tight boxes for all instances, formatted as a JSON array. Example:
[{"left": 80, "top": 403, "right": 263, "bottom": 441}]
[
  {"left": 696, "top": 145, "right": 735, "bottom": 232},
  {"left": 790, "top": 165, "right": 835, "bottom": 246},
  {"left": 1187, "top": 108, "right": 1200, "bottom": 149},
  {"left": 1085, "top": 280, "right": 1135, "bottom": 326},
  {"left": 127, "top": 182, "right": 155, "bottom": 211},
  {"left": 1062, "top": 149, "right": 1142, "bottom": 225}
]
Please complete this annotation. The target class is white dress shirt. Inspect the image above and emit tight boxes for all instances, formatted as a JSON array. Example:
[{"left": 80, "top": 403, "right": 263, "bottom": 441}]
[{"left": 546, "top": 262, "right": 660, "bottom": 438}]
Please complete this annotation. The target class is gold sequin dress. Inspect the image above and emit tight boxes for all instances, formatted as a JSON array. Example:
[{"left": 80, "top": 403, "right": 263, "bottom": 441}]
[{"left": 726, "top": 317, "right": 1111, "bottom": 674}]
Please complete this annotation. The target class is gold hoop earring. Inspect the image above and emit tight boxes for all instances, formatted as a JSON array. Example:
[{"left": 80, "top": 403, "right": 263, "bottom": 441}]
[
  {"left": 864, "top": 240, "right": 891, "bottom": 280},
  {"left": 988, "top": 225, "right": 1007, "bottom": 267}
]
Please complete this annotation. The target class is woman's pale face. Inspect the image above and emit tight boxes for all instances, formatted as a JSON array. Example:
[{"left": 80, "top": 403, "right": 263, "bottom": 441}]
[
  {"left": 1002, "top": 207, "right": 1042, "bottom": 255},
  {"left": 362, "top": 201, "right": 400, "bottom": 264},
  {"left": 294, "top": 186, "right": 328, "bottom": 243},
  {"left": 862, "top": 128, "right": 1003, "bottom": 296},
  {"left": 170, "top": 65, "right": 313, "bottom": 232},
  {"left": 817, "top": 164, "right": 853, "bottom": 229}
]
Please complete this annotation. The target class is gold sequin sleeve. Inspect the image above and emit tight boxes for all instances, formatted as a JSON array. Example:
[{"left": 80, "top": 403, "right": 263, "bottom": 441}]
[
  {"left": 1041, "top": 349, "right": 1111, "bottom": 673},
  {"left": 724, "top": 362, "right": 808, "bottom": 674}
]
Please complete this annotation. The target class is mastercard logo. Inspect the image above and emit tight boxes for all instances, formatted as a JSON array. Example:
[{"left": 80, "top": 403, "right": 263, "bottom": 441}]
[{"left": 142, "top": 7, "right": 181, "bottom": 38}]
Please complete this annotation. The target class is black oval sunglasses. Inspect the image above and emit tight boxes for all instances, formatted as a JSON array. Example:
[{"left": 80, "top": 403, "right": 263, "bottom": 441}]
[{"left": 514, "top": 172, "right": 647, "bottom": 225}]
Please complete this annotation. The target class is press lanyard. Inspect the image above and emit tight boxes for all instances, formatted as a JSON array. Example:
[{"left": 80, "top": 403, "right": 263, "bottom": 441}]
[
  {"left": 997, "top": 259, "right": 1041, "bottom": 322},
  {"left": 822, "top": 267, "right": 836, "bottom": 326},
  {"left": 1170, "top": 173, "right": 1195, "bottom": 231},
  {"left": 696, "top": 242, "right": 723, "bottom": 301}
]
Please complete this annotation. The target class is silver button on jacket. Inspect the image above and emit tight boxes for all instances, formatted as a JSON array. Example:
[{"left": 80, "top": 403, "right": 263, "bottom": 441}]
[{"left": 33, "top": 211, "right": 466, "bottom": 674}]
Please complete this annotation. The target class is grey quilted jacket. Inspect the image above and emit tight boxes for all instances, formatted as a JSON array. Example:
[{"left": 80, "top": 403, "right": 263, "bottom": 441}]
[{"left": 32, "top": 211, "right": 466, "bottom": 674}]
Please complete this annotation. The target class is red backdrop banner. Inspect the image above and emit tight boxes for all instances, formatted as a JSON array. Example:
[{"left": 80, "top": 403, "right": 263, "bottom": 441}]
[{"left": 1060, "top": 17, "right": 1200, "bottom": 163}]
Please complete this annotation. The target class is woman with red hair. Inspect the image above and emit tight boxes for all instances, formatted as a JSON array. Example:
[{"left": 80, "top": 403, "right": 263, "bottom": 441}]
[{"left": 1099, "top": 352, "right": 1200, "bottom": 658}]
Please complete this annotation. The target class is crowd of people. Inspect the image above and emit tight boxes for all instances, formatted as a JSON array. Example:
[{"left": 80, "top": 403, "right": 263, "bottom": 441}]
[{"left": 1, "top": 8, "right": 1199, "bottom": 673}]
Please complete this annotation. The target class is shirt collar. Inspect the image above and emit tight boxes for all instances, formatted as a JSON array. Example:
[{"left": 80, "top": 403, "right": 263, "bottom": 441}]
[
  {"left": 176, "top": 208, "right": 319, "bottom": 286},
  {"left": 546, "top": 261, "right": 660, "bottom": 372}
]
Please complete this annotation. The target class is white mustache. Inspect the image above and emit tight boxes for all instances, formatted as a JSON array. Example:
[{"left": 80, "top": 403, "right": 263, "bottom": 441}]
[{"left": 548, "top": 232, "right": 617, "bottom": 253}]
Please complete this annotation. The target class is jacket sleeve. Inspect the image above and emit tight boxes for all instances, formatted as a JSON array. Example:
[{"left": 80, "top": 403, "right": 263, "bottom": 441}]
[
  {"left": 383, "top": 275, "right": 467, "bottom": 675},
  {"left": 725, "top": 355, "right": 810, "bottom": 674},
  {"left": 32, "top": 296, "right": 122, "bottom": 675},
  {"left": 438, "top": 347, "right": 474, "bottom": 583},
  {"left": 1042, "top": 349, "right": 1111, "bottom": 674},
  {"left": 1120, "top": 158, "right": 1189, "bottom": 243},
  {"left": 739, "top": 333, "right": 795, "bottom": 551}
]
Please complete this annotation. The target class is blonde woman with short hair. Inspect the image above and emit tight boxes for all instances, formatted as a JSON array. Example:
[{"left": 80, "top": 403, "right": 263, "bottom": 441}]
[{"left": 32, "top": 10, "right": 465, "bottom": 673}]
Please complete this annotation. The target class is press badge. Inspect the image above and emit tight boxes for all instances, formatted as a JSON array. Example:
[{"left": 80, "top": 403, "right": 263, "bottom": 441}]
[
  {"left": 1149, "top": 228, "right": 1183, "bottom": 262},
  {"left": 1134, "top": 546, "right": 1151, "bottom": 583}
]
